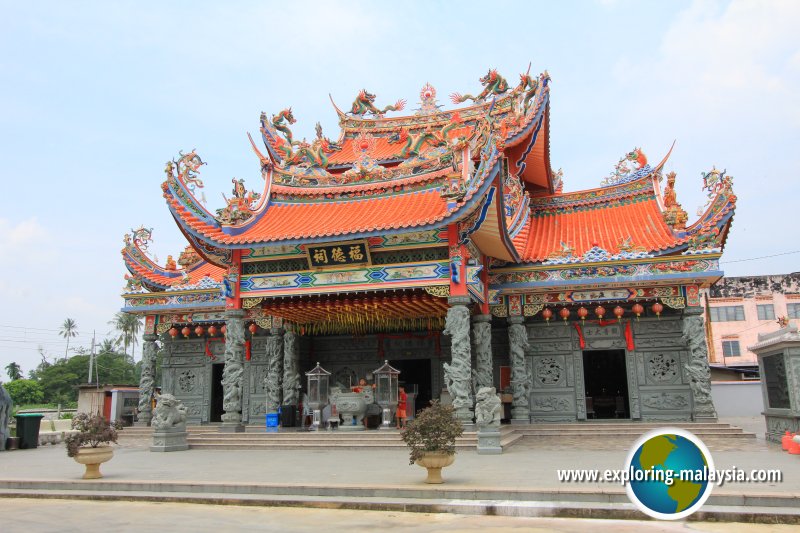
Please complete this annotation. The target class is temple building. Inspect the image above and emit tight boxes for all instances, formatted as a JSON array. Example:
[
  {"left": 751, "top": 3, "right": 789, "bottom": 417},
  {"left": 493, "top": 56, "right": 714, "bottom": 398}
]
[{"left": 121, "top": 67, "right": 737, "bottom": 429}]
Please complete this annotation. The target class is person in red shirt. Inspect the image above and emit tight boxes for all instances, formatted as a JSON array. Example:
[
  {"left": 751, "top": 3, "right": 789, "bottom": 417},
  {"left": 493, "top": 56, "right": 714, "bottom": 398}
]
[{"left": 396, "top": 386, "right": 407, "bottom": 429}]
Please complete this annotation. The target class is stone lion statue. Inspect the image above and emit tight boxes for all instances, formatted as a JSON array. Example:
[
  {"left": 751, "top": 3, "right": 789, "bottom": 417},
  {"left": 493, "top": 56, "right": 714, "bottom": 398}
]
[
  {"left": 475, "top": 386, "right": 502, "bottom": 429},
  {"left": 152, "top": 393, "right": 187, "bottom": 430}
]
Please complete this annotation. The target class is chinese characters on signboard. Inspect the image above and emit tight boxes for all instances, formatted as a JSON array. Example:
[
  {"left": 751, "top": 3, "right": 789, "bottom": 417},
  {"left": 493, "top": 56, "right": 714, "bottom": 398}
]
[{"left": 307, "top": 241, "right": 371, "bottom": 269}]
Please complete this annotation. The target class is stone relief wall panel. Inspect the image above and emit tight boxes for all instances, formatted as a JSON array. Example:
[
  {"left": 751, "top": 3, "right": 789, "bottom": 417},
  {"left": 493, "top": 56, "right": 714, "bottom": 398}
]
[
  {"left": 639, "top": 390, "right": 692, "bottom": 411},
  {"left": 531, "top": 393, "right": 575, "bottom": 414},
  {"left": 573, "top": 352, "right": 586, "bottom": 420},
  {"left": 249, "top": 338, "right": 269, "bottom": 362},
  {"left": 642, "top": 351, "right": 682, "bottom": 385},
  {"left": 532, "top": 355, "right": 566, "bottom": 388},
  {"left": 627, "top": 351, "right": 640, "bottom": 419}
]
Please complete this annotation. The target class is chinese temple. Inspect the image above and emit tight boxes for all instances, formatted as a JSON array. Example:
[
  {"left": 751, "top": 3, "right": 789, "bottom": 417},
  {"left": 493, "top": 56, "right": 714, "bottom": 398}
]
[{"left": 122, "top": 67, "right": 737, "bottom": 429}]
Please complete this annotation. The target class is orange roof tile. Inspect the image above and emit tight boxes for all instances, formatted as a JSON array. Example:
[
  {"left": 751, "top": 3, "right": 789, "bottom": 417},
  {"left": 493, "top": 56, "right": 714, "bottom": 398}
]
[
  {"left": 123, "top": 247, "right": 224, "bottom": 290},
  {"left": 519, "top": 197, "right": 681, "bottom": 263},
  {"left": 169, "top": 189, "right": 452, "bottom": 245},
  {"left": 185, "top": 261, "right": 225, "bottom": 284}
]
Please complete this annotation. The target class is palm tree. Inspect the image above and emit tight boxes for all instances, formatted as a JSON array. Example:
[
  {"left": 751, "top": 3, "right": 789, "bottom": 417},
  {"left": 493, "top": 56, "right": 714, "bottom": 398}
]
[
  {"left": 109, "top": 312, "right": 142, "bottom": 360},
  {"left": 59, "top": 318, "right": 78, "bottom": 361},
  {"left": 5, "top": 362, "right": 22, "bottom": 381},
  {"left": 98, "top": 338, "right": 116, "bottom": 354}
]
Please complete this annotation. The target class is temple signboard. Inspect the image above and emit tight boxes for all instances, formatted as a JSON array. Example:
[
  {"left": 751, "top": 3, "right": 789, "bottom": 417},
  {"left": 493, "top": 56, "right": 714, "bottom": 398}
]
[{"left": 306, "top": 241, "right": 371, "bottom": 269}]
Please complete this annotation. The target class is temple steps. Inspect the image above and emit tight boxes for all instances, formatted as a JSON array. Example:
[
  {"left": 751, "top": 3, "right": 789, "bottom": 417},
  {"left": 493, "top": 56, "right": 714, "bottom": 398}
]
[{"left": 118, "top": 421, "right": 753, "bottom": 449}]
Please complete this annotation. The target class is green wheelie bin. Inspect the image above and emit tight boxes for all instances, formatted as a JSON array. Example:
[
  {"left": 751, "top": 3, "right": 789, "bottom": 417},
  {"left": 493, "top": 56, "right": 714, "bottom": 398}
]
[{"left": 15, "top": 413, "right": 44, "bottom": 449}]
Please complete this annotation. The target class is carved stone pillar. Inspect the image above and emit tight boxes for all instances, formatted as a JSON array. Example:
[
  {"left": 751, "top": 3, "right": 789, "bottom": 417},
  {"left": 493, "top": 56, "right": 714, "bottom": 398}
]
[
  {"left": 508, "top": 316, "right": 530, "bottom": 423},
  {"left": 264, "top": 326, "right": 284, "bottom": 414},
  {"left": 282, "top": 330, "right": 300, "bottom": 407},
  {"left": 443, "top": 297, "right": 473, "bottom": 424},
  {"left": 682, "top": 311, "right": 718, "bottom": 421},
  {"left": 136, "top": 333, "right": 158, "bottom": 427},
  {"left": 220, "top": 309, "right": 246, "bottom": 432},
  {"left": 472, "top": 314, "right": 493, "bottom": 391}
]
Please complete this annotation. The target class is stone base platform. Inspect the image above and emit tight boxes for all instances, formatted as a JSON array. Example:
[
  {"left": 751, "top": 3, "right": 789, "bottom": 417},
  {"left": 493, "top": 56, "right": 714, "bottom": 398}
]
[{"left": 150, "top": 428, "right": 189, "bottom": 452}]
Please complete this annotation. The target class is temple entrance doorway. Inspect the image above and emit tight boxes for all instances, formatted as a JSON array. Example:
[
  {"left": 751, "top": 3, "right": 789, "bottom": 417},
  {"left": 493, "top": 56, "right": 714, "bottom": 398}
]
[
  {"left": 389, "top": 358, "right": 432, "bottom": 416},
  {"left": 210, "top": 363, "right": 224, "bottom": 422},
  {"left": 582, "top": 350, "right": 630, "bottom": 419}
]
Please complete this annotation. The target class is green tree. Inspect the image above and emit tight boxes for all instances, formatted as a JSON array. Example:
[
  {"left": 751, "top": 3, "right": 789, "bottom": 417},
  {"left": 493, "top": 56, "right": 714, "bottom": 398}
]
[
  {"left": 4, "top": 379, "right": 44, "bottom": 405},
  {"left": 109, "top": 312, "right": 142, "bottom": 361},
  {"left": 35, "top": 345, "right": 138, "bottom": 404},
  {"left": 5, "top": 362, "right": 22, "bottom": 381},
  {"left": 59, "top": 318, "right": 79, "bottom": 361}
]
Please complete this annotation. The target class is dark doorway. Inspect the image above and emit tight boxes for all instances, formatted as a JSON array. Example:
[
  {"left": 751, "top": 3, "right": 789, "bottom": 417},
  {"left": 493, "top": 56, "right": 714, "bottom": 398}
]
[
  {"left": 210, "top": 363, "right": 224, "bottom": 422},
  {"left": 389, "top": 359, "right": 432, "bottom": 415},
  {"left": 582, "top": 350, "right": 630, "bottom": 419}
]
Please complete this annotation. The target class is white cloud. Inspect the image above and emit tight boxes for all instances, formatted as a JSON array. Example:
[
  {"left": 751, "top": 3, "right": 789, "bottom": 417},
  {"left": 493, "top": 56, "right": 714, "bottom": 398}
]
[{"left": 0, "top": 217, "right": 48, "bottom": 246}]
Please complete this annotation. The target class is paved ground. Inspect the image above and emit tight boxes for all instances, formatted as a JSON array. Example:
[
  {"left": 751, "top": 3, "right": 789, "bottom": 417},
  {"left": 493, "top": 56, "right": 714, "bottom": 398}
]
[
  {"left": 1, "top": 417, "right": 797, "bottom": 529},
  {"left": 2, "top": 499, "right": 799, "bottom": 533},
  {"left": 2, "top": 418, "right": 793, "bottom": 494}
]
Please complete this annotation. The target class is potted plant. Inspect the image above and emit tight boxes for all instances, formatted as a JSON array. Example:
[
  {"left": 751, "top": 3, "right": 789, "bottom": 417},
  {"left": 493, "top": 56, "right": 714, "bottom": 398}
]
[
  {"left": 400, "top": 400, "right": 463, "bottom": 484},
  {"left": 65, "top": 413, "right": 121, "bottom": 479}
]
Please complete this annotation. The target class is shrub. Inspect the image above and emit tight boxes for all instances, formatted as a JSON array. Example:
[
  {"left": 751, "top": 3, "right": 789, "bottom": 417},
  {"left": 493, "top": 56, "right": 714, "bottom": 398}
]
[
  {"left": 64, "top": 413, "right": 121, "bottom": 457},
  {"left": 4, "top": 379, "right": 44, "bottom": 405},
  {"left": 400, "top": 400, "right": 463, "bottom": 465}
]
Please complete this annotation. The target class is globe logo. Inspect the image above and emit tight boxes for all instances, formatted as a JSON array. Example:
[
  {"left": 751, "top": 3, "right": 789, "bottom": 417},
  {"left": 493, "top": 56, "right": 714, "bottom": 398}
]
[{"left": 625, "top": 428, "right": 715, "bottom": 520}]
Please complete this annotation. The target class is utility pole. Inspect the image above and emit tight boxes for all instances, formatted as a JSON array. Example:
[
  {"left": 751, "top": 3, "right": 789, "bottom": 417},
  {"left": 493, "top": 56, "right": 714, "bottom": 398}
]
[{"left": 88, "top": 330, "right": 96, "bottom": 384}]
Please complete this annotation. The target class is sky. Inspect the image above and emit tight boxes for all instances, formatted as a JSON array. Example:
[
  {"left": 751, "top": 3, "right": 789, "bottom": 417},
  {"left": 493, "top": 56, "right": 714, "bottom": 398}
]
[{"left": 0, "top": 0, "right": 798, "bottom": 376}]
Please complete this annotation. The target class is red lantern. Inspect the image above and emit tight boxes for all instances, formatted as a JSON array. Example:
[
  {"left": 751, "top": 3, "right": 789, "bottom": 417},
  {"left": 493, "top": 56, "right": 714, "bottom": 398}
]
[
  {"left": 542, "top": 307, "right": 553, "bottom": 324},
  {"left": 221, "top": 325, "right": 227, "bottom": 336},
  {"left": 632, "top": 303, "right": 644, "bottom": 320},
  {"left": 195, "top": 325, "right": 204, "bottom": 337},
  {"left": 181, "top": 326, "right": 191, "bottom": 338},
  {"left": 577, "top": 307, "right": 589, "bottom": 322},
  {"left": 613, "top": 306, "right": 624, "bottom": 322},
  {"left": 168, "top": 327, "right": 179, "bottom": 339},
  {"left": 208, "top": 325, "right": 218, "bottom": 337},
  {"left": 249, "top": 323, "right": 258, "bottom": 335},
  {"left": 559, "top": 308, "right": 570, "bottom": 322},
  {"left": 652, "top": 302, "right": 664, "bottom": 319},
  {"left": 595, "top": 305, "right": 606, "bottom": 320}
]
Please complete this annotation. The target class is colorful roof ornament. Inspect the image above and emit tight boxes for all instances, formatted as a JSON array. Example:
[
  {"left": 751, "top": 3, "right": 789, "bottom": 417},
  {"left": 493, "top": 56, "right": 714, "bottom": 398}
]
[
  {"left": 450, "top": 69, "right": 511, "bottom": 104},
  {"left": 600, "top": 148, "right": 652, "bottom": 187},
  {"left": 349, "top": 89, "right": 406, "bottom": 117},
  {"left": 216, "top": 178, "right": 262, "bottom": 225},
  {"left": 416, "top": 83, "right": 441, "bottom": 115},
  {"left": 662, "top": 171, "right": 689, "bottom": 229}
]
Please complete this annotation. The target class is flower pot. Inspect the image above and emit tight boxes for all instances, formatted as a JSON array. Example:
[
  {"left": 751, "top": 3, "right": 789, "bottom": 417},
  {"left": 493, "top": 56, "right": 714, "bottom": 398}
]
[
  {"left": 5, "top": 437, "right": 19, "bottom": 450},
  {"left": 73, "top": 446, "right": 114, "bottom": 479},
  {"left": 415, "top": 451, "right": 455, "bottom": 484}
]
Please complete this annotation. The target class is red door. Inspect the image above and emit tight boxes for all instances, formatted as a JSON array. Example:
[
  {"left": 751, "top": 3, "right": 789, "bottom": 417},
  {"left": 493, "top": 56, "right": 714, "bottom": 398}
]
[{"left": 103, "top": 392, "right": 112, "bottom": 421}]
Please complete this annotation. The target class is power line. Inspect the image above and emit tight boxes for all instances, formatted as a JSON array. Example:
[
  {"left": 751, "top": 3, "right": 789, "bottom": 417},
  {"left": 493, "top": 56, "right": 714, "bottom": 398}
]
[{"left": 720, "top": 250, "right": 800, "bottom": 264}]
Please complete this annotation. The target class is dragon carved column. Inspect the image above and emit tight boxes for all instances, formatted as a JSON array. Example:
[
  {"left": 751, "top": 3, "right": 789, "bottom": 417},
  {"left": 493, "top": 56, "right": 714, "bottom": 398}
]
[
  {"left": 221, "top": 309, "right": 246, "bottom": 431},
  {"left": 682, "top": 312, "right": 718, "bottom": 421},
  {"left": 472, "top": 314, "right": 493, "bottom": 391},
  {"left": 282, "top": 329, "right": 300, "bottom": 407},
  {"left": 264, "top": 326, "right": 284, "bottom": 414},
  {"left": 508, "top": 316, "right": 531, "bottom": 423},
  {"left": 443, "top": 298, "right": 474, "bottom": 424},
  {"left": 136, "top": 333, "right": 159, "bottom": 427}
]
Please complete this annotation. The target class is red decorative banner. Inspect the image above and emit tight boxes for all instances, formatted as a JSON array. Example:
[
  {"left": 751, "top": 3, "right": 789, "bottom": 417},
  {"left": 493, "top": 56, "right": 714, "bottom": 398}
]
[
  {"left": 245, "top": 340, "right": 252, "bottom": 361},
  {"left": 204, "top": 340, "right": 217, "bottom": 361},
  {"left": 573, "top": 322, "right": 585, "bottom": 349},
  {"left": 625, "top": 321, "right": 635, "bottom": 351}
]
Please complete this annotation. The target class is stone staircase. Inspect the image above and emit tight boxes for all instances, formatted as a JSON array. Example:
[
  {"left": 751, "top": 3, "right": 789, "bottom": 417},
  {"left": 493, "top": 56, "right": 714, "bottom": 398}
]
[{"left": 118, "top": 421, "right": 753, "bottom": 450}]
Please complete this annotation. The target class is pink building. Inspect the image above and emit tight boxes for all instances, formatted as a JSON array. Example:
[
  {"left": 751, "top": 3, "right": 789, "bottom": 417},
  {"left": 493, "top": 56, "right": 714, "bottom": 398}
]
[{"left": 706, "top": 273, "right": 800, "bottom": 378}]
